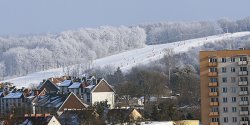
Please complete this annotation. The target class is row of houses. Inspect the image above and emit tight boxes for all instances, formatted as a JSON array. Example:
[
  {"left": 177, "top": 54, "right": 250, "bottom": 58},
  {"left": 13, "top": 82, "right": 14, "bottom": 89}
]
[
  {"left": 0, "top": 76, "right": 148, "bottom": 124},
  {"left": 1, "top": 76, "right": 115, "bottom": 116}
]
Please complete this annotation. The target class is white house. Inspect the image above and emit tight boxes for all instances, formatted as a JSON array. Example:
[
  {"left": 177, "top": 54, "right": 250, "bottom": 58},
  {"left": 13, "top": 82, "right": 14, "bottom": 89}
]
[{"left": 83, "top": 78, "right": 115, "bottom": 109}]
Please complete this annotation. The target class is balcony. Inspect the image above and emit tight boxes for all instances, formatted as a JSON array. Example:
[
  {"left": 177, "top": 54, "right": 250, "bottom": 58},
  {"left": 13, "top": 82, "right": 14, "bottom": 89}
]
[
  {"left": 210, "top": 102, "right": 219, "bottom": 106},
  {"left": 239, "top": 81, "right": 248, "bottom": 86},
  {"left": 240, "top": 121, "right": 249, "bottom": 125},
  {"left": 240, "top": 111, "right": 249, "bottom": 115},
  {"left": 209, "top": 112, "right": 219, "bottom": 116},
  {"left": 239, "top": 91, "right": 249, "bottom": 96},
  {"left": 208, "top": 62, "right": 217, "bottom": 67},
  {"left": 209, "top": 82, "right": 218, "bottom": 87},
  {"left": 239, "top": 71, "right": 248, "bottom": 76},
  {"left": 238, "top": 61, "right": 248, "bottom": 65},
  {"left": 209, "top": 92, "right": 218, "bottom": 97},
  {"left": 239, "top": 101, "right": 249, "bottom": 106},
  {"left": 208, "top": 72, "right": 218, "bottom": 77},
  {"left": 210, "top": 122, "right": 219, "bottom": 125}
]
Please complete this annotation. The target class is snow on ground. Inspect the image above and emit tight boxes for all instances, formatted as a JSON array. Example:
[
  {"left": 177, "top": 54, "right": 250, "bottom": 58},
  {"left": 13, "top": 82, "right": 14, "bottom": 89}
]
[
  {"left": 2, "top": 32, "right": 250, "bottom": 88},
  {"left": 140, "top": 121, "right": 174, "bottom": 125}
]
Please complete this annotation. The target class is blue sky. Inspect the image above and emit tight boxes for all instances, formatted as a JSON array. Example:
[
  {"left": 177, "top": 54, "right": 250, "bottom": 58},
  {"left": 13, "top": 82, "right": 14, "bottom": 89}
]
[{"left": 0, "top": 0, "right": 250, "bottom": 35}]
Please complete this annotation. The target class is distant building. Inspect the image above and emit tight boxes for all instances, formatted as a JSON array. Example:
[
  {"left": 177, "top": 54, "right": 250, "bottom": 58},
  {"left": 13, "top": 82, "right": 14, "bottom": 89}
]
[
  {"left": 18, "top": 114, "right": 61, "bottom": 125},
  {"left": 0, "top": 91, "right": 33, "bottom": 116},
  {"left": 57, "top": 76, "right": 115, "bottom": 109},
  {"left": 107, "top": 108, "right": 144, "bottom": 124},
  {"left": 57, "top": 92, "right": 88, "bottom": 115},
  {"left": 200, "top": 49, "right": 250, "bottom": 125},
  {"left": 37, "top": 79, "right": 60, "bottom": 94}
]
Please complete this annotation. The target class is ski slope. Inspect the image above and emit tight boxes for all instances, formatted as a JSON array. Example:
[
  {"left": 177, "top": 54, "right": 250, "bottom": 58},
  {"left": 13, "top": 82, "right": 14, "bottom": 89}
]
[{"left": 2, "top": 32, "right": 250, "bottom": 88}]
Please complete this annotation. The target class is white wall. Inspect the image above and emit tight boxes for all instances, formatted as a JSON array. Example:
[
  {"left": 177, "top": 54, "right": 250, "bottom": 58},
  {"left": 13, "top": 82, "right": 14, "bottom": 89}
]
[{"left": 91, "top": 92, "right": 115, "bottom": 109}]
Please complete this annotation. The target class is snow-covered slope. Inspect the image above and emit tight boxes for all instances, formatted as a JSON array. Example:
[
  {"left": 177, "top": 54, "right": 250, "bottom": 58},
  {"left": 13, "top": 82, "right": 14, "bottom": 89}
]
[{"left": 2, "top": 32, "right": 250, "bottom": 88}]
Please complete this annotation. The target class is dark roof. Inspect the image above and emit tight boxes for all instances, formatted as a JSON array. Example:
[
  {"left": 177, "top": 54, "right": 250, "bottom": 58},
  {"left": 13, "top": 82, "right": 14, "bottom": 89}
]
[
  {"left": 18, "top": 114, "right": 58, "bottom": 125},
  {"left": 58, "top": 92, "right": 88, "bottom": 112},
  {"left": 38, "top": 80, "right": 59, "bottom": 93}
]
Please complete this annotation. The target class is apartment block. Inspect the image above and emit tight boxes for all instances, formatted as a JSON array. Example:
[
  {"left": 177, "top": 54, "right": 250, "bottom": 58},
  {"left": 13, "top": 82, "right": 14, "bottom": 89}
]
[{"left": 200, "top": 49, "right": 250, "bottom": 125}]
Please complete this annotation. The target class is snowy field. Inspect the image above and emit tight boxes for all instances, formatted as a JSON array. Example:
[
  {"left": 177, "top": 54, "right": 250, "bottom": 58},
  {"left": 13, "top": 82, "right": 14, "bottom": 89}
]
[{"left": 2, "top": 32, "right": 250, "bottom": 88}]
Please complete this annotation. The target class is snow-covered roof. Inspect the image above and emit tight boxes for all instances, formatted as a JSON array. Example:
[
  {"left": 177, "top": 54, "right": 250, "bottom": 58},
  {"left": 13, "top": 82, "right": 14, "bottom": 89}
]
[
  {"left": 59, "top": 80, "right": 72, "bottom": 87},
  {"left": 85, "top": 85, "right": 95, "bottom": 90},
  {"left": 4, "top": 92, "right": 23, "bottom": 99},
  {"left": 68, "top": 82, "right": 81, "bottom": 89},
  {"left": 54, "top": 102, "right": 63, "bottom": 108}
]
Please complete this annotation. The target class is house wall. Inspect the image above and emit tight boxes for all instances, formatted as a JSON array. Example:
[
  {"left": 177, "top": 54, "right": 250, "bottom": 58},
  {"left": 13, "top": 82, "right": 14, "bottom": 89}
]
[
  {"left": 91, "top": 92, "right": 115, "bottom": 109},
  {"left": 129, "top": 109, "right": 143, "bottom": 121},
  {"left": 1, "top": 98, "right": 32, "bottom": 116}
]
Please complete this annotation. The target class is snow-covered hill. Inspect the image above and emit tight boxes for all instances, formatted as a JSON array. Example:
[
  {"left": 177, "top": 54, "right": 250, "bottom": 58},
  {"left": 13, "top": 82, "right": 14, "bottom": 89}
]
[{"left": 2, "top": 32, "right": 250, "bottom": 88}]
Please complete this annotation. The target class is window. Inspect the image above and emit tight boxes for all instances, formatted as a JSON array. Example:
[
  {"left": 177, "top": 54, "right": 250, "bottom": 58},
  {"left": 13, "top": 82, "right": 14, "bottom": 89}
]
[
  {"left": 231, "top": 77, "right": 236, "bottom": 83},
  {"left": 87, "top": 93, "right": 90, "bottom": 102},
  {"left": 223, "top": 117, "right": 228, "bottom": 123},
  {"left": 223, "top": 107, "right": 228, "bottom": 112},
  {"left": 241, "top": 107, "right": 248, "bottom": 111},
  {"left": 232, "top": 117, "right": 237, "bottom": 122},
  {"left": 209, "top": 67, "right": 217, "bottom": 72},
  {"left": 232, "top": 97, "right": 236, "bottom": 102},
  {"left": 210, "top": 77, "right": 218, "bottom": 82},
  {"left": 231, "top": 57, "right": 235, "bottom": 62},
  {"left": 221, "top": 67, "right": 227, "bottom": 73},
  {"left": 240, "top": 77, "right": 248, "bottom": 82},
  {"left": 240, "top": 67, "right": 248, "bottom": 71},
  {"left": 240, "top": 56, "right": 247, "bottom": 61},
  {"left": 222, "top": 87, "right": 227, "bottom": 93},
  {"left": 212, "top": 118, "right": 219, "bottom": 122},
  {"left": 212, "top": 107, "right": 219, "bottom": 112},
  {"left": 222, "top": 77, "right": 227, "bottom": 83},
  {"left": 223, "top": 97, "right": 228, "bottom": 103},
  {"left": 232, "top": 107, "right": 237, "bottom": 112},
  {"left": 242, "top": 117, "right": 249, "bottom": 121},
  {"left": 240, "top": 87, "right": 248, "bottom": 92},
  {"left": 241, "top": 97, "right": 248, "bottom": 101},
  {"left": 221, "top": 58, "right": 227, "bottom": 63},
  {"left": 210, "top": 88, "right": 218, "bottom": 92},
  {"left": 210, "top": 98, "right": 219, "bottom": 102},
  {"left": 231, "top": 87, "right": 236, "bottom": 93},
  {"left": 209, "top": 58, "right": 217, "bottom": 62},
  {"left": 231, "top": 67, "right": 235, "bottom": 72}
]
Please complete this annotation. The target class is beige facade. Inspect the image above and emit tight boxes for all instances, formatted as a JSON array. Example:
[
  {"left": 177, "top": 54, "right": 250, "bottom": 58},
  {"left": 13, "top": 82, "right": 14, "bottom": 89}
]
[{"left": 200, "top": 49, "right": 250, "bottom": 125}]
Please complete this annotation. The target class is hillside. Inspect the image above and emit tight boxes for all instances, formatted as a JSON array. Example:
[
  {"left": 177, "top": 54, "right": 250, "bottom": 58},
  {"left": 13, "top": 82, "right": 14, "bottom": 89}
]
[{"left": 2, "top": 32, "right": 250, "bottom": 88}]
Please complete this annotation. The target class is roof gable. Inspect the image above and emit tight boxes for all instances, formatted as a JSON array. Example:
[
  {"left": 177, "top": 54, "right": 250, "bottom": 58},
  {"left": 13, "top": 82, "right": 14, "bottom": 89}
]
[
  {"left": 57, "top": 92, "right": 88, "bottom": 112},
  {"left": 91, "top": 79, "right": 115, "bottom": 93},
  {"left": 38, "top": 80, "right": 59, "bottom": 93}
]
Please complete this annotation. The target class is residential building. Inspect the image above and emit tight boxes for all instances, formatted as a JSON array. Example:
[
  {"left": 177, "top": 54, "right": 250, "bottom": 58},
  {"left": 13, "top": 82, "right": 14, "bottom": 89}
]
[
  {"left": 57, "top": 77, "right": 115, "bottom": 109},
  {"left": 57, "top": 92, "right": 88, "bottom": 115},
  {"left": 37, "top": 79, "right": 60, "bottom": 94},
  {"left": 200, "top": 49, "right": 250, "bottom": 125},
  {"left": 0, "top": 91, "right": 33, "bottom": 116},
  {"left": 83, "top": 78, "right": 115, "bottom": 109},
  {"left": 18, "top": 114, "right": 61, "bottom": 125},
  {"left": 107, "top": 108, "right": 144, "bottom": 124}
]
